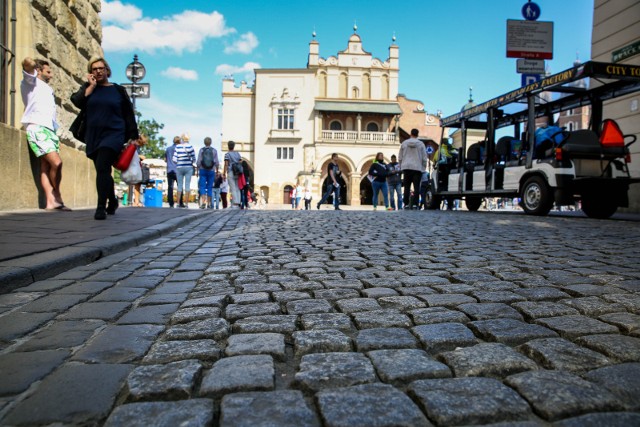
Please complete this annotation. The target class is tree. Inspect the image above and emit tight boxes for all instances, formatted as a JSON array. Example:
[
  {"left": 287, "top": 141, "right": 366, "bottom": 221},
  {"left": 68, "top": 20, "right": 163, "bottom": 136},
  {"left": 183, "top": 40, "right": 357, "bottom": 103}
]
[{"left": 136, "top": 111, "right": 166, "bottom": 159}]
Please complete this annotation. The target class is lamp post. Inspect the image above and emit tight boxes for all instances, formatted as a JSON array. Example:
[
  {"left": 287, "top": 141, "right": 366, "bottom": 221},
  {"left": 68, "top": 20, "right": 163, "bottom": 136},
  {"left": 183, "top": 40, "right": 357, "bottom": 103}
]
[{"left": 124, "top": 54, "right": 148, "bottom": 120}]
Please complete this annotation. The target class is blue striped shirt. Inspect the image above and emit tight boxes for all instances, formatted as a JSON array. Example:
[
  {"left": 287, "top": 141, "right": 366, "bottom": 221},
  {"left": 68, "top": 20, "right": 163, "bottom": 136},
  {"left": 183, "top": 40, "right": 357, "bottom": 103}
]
[{"left": 172, "top": 143, "right": 196, "bottom": 168}]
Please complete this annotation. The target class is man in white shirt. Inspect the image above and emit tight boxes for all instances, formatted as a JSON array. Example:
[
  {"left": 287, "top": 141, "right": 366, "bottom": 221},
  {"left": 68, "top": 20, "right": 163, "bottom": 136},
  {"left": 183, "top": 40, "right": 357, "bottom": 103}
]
[{"left": 20, "top": 57, "right": 69, "bottom": 210}]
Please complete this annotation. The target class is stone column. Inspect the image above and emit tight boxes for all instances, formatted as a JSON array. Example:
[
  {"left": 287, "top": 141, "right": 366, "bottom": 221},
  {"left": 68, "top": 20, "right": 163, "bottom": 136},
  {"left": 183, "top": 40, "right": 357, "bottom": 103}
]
[
  {"left": 315, "top": 112, "right": 323, "bottom": 142},
  {"left": 356, "top": 114, "right": 362, "bottom": 142},
  {"left": 349, "top": 172, "right": 362, "bottom": 206}
]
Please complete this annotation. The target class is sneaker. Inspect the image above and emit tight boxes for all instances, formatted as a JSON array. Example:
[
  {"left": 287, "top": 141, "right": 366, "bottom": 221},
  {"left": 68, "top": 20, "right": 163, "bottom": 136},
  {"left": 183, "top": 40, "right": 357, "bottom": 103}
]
[
  {"left": 106, "top": 198, "right": 118, "bottom": 215},
  {"left": 316, "top": 203, "right": 321, "bottom": 210},
  {"left": 335, "top": 207, "right": 341, "bottom": 210},
  {"left": 200, "top": 204, "right": 206, "bottom": 209},
  {"left": 373, "top": 206, "right": 377, "bottom": 211},
  {"left": 94, "top": 208, "right": 107, "bottom": 220},
  {"left": 386, "top": 207, "right": 393, "bottom": 211}
]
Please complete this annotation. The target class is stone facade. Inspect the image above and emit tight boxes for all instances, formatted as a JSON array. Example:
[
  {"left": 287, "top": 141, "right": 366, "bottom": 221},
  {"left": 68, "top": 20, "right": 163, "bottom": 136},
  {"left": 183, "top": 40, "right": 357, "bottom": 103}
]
[{"left": 1, "top": 0, "right": 103, "bottom": 210}]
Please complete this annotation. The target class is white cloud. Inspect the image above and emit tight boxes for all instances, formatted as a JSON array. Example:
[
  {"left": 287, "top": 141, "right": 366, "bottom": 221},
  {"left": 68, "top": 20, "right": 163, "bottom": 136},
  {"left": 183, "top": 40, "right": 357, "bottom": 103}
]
[
  {"left": 101, "top": 2, "right": 236, "bottom": 54},
  {"left": 160, "top": 67, "right": 198, "bottom": 81},
  {"left": 224, "top": 32, "right": 259, "bottom": 54},
  {"left": 100, "top": 0, "right": 142, "bottom": 26},
  {"left": 215, "top": 62, "right": 261, "bottom": 80}
]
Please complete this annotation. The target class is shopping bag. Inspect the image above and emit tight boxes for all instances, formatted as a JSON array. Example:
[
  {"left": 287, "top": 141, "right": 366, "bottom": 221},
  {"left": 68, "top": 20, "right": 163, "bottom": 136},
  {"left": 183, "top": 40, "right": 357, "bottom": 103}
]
[
  {"left": 114, "top": 143, "right": 137, "bottom": 171},
  {"left": 121, "top": 151, "right": 143, "bottom": 184}
]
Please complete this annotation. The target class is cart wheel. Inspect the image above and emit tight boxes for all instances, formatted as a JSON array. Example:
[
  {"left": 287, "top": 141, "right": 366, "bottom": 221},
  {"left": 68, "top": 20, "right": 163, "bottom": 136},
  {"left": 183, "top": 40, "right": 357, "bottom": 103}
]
[
  {"left": 425, "top": 182, "right": 441, "bottom": 210},
  {"left": 465, "top": 196, "right": 482, "bottom": 211},
  {"left": 582, "top": 195, "right": 618, "bottom": 219},
  {"left": 521, "top": 176, "right": 553, "bottom": 216}
]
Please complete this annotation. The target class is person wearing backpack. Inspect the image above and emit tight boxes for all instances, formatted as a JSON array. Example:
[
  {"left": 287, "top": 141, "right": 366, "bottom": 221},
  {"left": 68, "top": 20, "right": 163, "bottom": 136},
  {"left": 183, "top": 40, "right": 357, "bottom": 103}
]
[
  {"left": 197, "top": 137, "right": 219, "bottom": 209},
  {"left": 223, "top": 140, "right": 242, "bottom": 209}
]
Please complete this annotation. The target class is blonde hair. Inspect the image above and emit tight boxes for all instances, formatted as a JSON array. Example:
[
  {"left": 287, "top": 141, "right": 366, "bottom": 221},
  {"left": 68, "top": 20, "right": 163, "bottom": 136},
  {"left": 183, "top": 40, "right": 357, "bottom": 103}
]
[{"left": 87, "top": 56, "right": 112, "bottom": 78}]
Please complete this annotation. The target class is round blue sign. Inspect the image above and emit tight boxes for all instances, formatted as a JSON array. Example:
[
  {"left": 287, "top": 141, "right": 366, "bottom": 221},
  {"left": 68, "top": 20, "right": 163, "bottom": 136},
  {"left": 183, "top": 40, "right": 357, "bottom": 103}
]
[
  {"left": 522, "top": 2, "right": 541, "bottom": 21},
  {"left": 426, "top": 146, "right": 434, "bottom": 154}
]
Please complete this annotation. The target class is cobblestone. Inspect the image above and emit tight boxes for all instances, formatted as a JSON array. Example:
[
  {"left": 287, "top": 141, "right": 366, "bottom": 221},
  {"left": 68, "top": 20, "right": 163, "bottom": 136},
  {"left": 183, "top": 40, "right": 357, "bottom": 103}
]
[
  {"left": 575, "top": 334, "right": 640, "bottom": 362},
  {"left": 518, "top": 337, "right": 611, "bottom": 372},
  {"left": 469, "top": 318, "right": 558, "bottom": 345},
  {"left": 408, "top": 307, "right": 469, "bottom": 324},
  {"left": 225, "top": 333, "right": 286, "bottom": 360},
  {"left": 295, "top": 352, "right": 377, "bottom": 392},
  {"left": 292, "top": 329, "right": 352, "bottom": 357},
  {"left": 104, "top": 399, "right": 214, "bottom": 427},
  {"left": 125, "top": 360, "right": 202, "bottom": 401},
  {"left": 412, "top": 322, "right": 478, "bottom": 354},
  {"left": 355, "top": 327, "right": 419, "bottom": 351},
  {"left": 367, "top": 348, "right": 451, "bottom": 384},
  {"left": 536, "top": 315, "right": 620, "bottom": 339},
  {"left": 439, "top": 343, "right": 538, "bottom": 378},
  {"left": 200, "top": 355, "right": 275, "bottom": 396},
  {"left": 143, "top": 339, "right": 222, "bottom": 364},
  {"left": 220, "top": 390, "right": 320, "bottom": 427}
]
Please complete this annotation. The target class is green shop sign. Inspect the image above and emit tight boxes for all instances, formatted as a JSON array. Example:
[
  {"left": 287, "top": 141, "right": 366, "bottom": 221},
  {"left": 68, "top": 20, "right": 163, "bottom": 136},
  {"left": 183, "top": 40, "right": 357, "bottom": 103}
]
[{"left": 612, "top": 40, "right": 640, "bottom": 63}]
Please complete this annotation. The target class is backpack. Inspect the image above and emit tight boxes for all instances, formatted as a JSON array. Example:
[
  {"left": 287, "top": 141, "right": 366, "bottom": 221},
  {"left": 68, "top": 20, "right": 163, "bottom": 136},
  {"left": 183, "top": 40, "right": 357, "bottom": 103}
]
[
  {"left": 231, "top": 161, "right": 243, "bottom": 175},
  {"left": 202, "top": 147, "right": 215, "bottom": 169}
]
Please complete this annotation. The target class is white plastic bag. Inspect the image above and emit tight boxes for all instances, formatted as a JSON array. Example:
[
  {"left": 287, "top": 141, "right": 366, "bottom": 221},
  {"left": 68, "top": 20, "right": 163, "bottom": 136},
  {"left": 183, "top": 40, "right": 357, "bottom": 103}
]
[{"left": 121, "top": 150, "right": 143, "bottom": 184}]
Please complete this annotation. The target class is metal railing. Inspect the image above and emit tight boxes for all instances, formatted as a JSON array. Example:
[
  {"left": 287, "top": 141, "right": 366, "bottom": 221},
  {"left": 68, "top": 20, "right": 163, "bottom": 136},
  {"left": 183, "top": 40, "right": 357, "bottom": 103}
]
[{"left": 321, "top": 130, "right": 397, "bottom": 143}]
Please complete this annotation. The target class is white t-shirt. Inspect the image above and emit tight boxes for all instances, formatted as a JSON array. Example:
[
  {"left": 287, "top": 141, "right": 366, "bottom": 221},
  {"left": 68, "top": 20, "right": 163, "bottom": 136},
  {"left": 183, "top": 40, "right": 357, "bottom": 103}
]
[{"left": 20, "top": 70, "right": 58, "bottom": 130}]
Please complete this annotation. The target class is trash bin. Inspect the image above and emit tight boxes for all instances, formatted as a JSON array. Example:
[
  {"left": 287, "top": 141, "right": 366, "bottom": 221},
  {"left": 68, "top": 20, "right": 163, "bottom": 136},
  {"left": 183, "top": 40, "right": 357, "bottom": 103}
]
[{"left": 144, "top": 188, "right": 163, "bottom": 208}]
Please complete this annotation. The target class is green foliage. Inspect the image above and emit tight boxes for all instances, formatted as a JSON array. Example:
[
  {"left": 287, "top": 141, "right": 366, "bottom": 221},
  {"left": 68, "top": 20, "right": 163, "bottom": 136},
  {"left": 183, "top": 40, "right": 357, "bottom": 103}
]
[{"left": 136, "top": 111, "right": 166, "bottom": 159}]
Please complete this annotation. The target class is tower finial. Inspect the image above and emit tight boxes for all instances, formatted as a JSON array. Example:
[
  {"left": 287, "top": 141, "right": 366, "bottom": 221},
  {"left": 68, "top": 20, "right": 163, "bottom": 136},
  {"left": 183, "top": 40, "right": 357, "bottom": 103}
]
[
  {"left": 353, "top": 20, "right": 358, "bottom": 33},
  {"left": 469, "top": 86, "right": 473, "bottom": 102},
  {"left": 392, "top": 31, "right": 396, "bottom": 43},
  {"left": 312, "top": 26, "right": 316, "bottom": 39}
]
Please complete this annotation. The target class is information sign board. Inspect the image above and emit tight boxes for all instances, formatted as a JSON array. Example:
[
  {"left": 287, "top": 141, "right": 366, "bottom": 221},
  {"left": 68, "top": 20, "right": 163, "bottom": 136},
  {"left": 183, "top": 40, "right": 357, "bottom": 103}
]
[
  {"left": 507, "top": 19, "right": 553, "bottom": 59},
  {"left": 517, "top": 59, "right": 545, "bottom": 74}
]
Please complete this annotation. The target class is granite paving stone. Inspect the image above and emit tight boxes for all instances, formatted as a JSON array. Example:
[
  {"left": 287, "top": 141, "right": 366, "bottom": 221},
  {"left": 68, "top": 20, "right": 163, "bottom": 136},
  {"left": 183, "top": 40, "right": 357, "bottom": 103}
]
[
  {"left": 230, "top": 292, "right": 271, "bottom": 305},
  {"left": 2, "top": 363, "right": 133, "bottom": 426},
  {"left": 512, "top": 301, "right": 580, "bottom": 321},
  {"left": 312, "top": 288, "right": 359, "bottom": 302},
  {"left": 227, "top": 302, "right": 284, "bottom": 320},
  {"left": 471, "top": 291, "right": 526, "bottom": 303},
  {"left": 584, "top": 363, "right": 640, "bottom": 410},
  {"left": 316, "top": 383, "right": 430, "bottom": 427},
  {"left": 59, "top": 301, "right": 132, "bottom": 321},
  {"left": 220, "top": 390, "right": 320, "bottom": 427},
  {"left": 139, "top": 292, "right": 189, "bottom": 305},
  {"left": 355, "top": 327, "right": 419, "bottom": 351},
  {"left": 560, "top": 296, "right": 626, "bottom": 316},
  {"left": 601, "top": 293, "right": 640, "bottom": 313},
  {"left": 165, "top": 318, "right": 230, "bottom": 340},
  {"left": 143, "top": 339, "right": 222, "bottom": 364},
  {"left": 517, "top": 338, "right": 611, "bottom": 372},
  {"left": 351, "top": 309, "right": 412, "bottom": 329},
  {"left": 170, "top": 306, "right": 221, "bottom": 324},
  {"left": 367, "top": 348, "right": 451, "bottom": 384},
  {"left": 431, "top": 283, "right": 476, "bottom": 294},
  {"left": 408, "top": 307, "right": 470, "bottom": 325},
  {"left": 200, "top": 355, "right": 275, "bottom": 396},
  {"left": 125, "top": 360, "right": 202, "bottom": 401},
  {"left": 232, "top": 315, "right": 299, "bottom": 335},
  {"left": 513, "top": 287, "right": 572, "bottom": 301},
  {"left": 181, "top": 295, "right": 228, "bottom": 308},
  {"left": 552, "top": 412, "right": 640, "bottom": 427},
  {"left": 72, "top": 324, "right": 164, "bottom": 363},
  {"left": 301, "top": 313, "right": 354, "bottom": 332},
  {"left": 0, "top": 349, "right": 70, "bottom": 395},
  {"left": 458, "top": 302, "right": 524, "bottom": 321},
  {"left": 335, "top": 298, "right": 383, "bottom": 313},
  {"left": 376, "top": 295, "right": 426, "bottom": 311},
  {"left": 89, "top": 286, "right": 149, "bottom": 302},
  {"left": 575, "top": 334, "right": 640, "bottom": 362},
  {"left": 104, "top": 399, "right": 214, "bottom": 427},
  {"left": 238, "top": 283, "right": 283, "bottom": 293},
  {"left": 117, "top": 303, "right": 179, "bottom": 324},
  {"left": 399, "top": 275, "right": 450, "bottom": 287},
  {"left": 561, "top": 284, "right": 621, "bottom": 297},
  {"left": 14, "top": 320, "right": 104, "bottom": 351},
  {"left": 292, "top": 329, "right": 352, "bottom": 357},
  {"left": 469, "top": 318, "right": 558, "bottom": 346},
  {"left": 286, "top": 299, "right": 333, "bottom": 315},
  {"left": 408, "top": 377, "right": 532, "bottom": 426},
  {"left": 439, "top": 343, "right": 538, "bottom": 378},
  {"left": 295, "top": 352, "right": 377, "bottom": 392},
  {"left": 17, "top": 293, "right": 87, "bottom": 312},
  {"left": 397, "top": 286, "right": 436, "bottom": 296},
  {"left": 272, "top": 291, "right": 312, "bottom": 303},
  {"left": 225, "top": 333, "right": 286, "bottom": 360},
  {"left": 535, "top": 315, "right": 620, "bottom": 339},
  {"left": 53, "top": 281, "right": 114, "bottom": 295},
  {"left": 505, "top": 370, "right": 625, "bottom": 421},
  {"left": 598, "top": 312, "right": 640, "bottom": 334},
  {"left": 361, "top": 287, "right": 399, "bottom": 298},
  {"left": 421, "top": 293, "right": 477, "bottom": 307},
  {"left": 412, "top": 322, "right": 478, "bottom": 354}
]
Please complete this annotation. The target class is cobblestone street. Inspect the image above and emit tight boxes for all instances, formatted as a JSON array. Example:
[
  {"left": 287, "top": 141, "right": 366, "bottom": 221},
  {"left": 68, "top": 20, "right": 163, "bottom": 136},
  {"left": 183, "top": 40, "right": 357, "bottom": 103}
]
[{"left": 1, "top": 209, "right": 639, "bottom": 426}]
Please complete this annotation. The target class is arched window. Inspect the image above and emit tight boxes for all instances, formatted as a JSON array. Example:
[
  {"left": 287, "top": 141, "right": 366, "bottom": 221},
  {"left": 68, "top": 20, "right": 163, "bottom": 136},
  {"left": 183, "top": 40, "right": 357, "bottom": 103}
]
[
  {"left": 352, "top": 86, "right": 359, "bottom": 99},
  {"left": 339, "top": 73, "right": 348, "bottom": 98},
  {"left": 568, "top": 122, "right": 574, "bottom": 131},
  {"left": 362, "top": 74, "right": 371, "bottom": 99},
  {"left": 318, "top": 72, "right": 327, "bottom": 98},
  {"left": 366, "top": 122, "right": 379, "bottom": 132},
  {"left": 381, "top": 74, "right": 390, "bottom": 100},
  {"left": 330, "top": 120, "right": 342, "bottom": 131}
]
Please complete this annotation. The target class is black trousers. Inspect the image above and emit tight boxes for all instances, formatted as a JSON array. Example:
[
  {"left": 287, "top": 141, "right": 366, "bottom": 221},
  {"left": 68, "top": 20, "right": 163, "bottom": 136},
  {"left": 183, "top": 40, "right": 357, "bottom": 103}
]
[
  {"left": 167, "top": 171, "right": 177, "bottom": 207},
  {"left": 92, "top": 148, "right": 119, "bottom": 209},
  {"left": 403, "top": 169, "right": 422, "bottom": 208}
]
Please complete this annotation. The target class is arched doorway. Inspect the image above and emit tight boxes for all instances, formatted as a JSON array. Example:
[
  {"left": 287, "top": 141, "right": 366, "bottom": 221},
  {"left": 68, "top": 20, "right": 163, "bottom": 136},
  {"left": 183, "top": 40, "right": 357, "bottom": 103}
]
[
  {"left": 321, "top": 174, "right": 347, "bottom": 205},
  {"left": 283, "top": 185, "right": 293, "bottom": 205},
  {"left": 260, "top": 186, "right": 269, "bottom": 204},
  {"left": 359, "top": 158, "right": 375, "bottom": 205},
  {"left": 318, "top": 156, "right": 351, "bottom": 205}
]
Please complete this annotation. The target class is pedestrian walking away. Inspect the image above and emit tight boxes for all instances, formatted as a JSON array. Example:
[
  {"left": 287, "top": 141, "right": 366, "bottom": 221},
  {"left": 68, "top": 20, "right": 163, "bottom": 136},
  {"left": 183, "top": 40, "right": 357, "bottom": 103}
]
[
  {"left": 368, "top": 152, "right": 391, "bottom": 210},
  {"left": 398, "top": 128, "right": 426, "bottom": 209},
  {"left": 317, "top": 153, "right": 342, "bottom": 210},
  {"left": 197, "top": 136, "right": 219, "bottom": 209},
  {"left": 172, "top": 133, "right": 196, "bottom": 208},
  {"left": 223, "top": 140, "right": 242, "bottom": 209},
  {"left": 304, "top": 187, "right": 312, "bottom": 210},
  {"left": 70, "top": 56, "right": 143, "bottom": 220},
  {"left": 386, "top": 154, "right": 402, "bottom": 210},
  {"left": 20, "top": 57, "right": 70, "bottom": 211},
  {"left": 220, "top": 176, "right": 229, "bottom": 208},
  {"left": 212, "top": 171, "right": 223, "bottom": 209},
  {"left": 295, "top": 183, "right": 303, "bottom": 210},
  {"left": 164, "top": 136, "right": 180, "bottom": 208}
]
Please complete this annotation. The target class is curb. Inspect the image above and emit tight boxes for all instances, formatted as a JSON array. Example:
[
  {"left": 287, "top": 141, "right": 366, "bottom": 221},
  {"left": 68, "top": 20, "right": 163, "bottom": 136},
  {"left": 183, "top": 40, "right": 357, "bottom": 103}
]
[{"left": 0, "top": 211, "right": 210, "bottom": 294}]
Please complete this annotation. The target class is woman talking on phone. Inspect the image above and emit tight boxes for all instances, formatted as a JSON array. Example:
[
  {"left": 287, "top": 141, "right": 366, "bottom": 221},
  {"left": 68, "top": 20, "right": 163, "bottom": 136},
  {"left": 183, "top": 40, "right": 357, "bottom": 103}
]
[{"left": 71, "top": 57, "right": 143, "bottom": 220}]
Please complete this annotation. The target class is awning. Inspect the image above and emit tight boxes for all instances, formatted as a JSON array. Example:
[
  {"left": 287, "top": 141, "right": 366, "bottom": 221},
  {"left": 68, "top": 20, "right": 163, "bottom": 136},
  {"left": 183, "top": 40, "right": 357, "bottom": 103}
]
[{"left": 315, "top": 100, "right": 402, "bottom": 115}]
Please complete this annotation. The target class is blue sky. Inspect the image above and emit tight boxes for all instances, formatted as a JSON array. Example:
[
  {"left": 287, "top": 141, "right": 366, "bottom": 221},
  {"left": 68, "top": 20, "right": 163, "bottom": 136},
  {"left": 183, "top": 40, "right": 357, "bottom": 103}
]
[{"left": 100, "top": 0, "right": 594, "bottom": 153}]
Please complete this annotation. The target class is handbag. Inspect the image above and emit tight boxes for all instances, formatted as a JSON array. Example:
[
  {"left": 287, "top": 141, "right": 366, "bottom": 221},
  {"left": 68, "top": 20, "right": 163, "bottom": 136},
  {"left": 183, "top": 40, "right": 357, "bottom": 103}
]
[
  {"left": 121, "top": 151, "right": 143, "bottom": 184},
  {"left": 70, "top": 110, "right": 86, "bottom": 142},
  {"left": 114, "top": 143, "right": 137, "bottom": 171}
]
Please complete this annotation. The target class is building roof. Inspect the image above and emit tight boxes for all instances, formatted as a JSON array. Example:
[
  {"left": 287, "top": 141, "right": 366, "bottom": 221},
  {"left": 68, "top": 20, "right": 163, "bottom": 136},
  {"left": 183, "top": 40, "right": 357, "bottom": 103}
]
[{"left": 314, "top": 100, "right": 402, "bottom": 114}]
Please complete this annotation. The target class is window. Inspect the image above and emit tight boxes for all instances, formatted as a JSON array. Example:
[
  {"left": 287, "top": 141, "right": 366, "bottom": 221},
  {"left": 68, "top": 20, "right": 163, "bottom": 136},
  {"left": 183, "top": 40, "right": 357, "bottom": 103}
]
[
  {"left": 330, "top": 120, "right": 342, "bottom": 131},
  {"left": 276, "top": 147, "right": 294, "bottom": 160},
  {"left": 366, "top": 122, "right": 379, "bottom": 132},
  {"left": 277, "top": 108, "right": 295, "bottom": 130}
]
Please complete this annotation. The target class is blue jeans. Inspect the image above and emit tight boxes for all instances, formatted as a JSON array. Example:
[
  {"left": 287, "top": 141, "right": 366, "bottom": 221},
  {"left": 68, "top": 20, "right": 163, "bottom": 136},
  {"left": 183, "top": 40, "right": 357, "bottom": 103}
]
[
  {"left": 388, "top": 181, "right": 402, "bottom": 210},
  {"left": 318, "top": 183, "right": 340, "bottom": 208},
  {"left": 212, "top": 188, "right": 221, "bottom": 209},
  {"left": 372, "top": 180, "right": 389, "bottom": 208},
  {"left": 198, "top": 169, "right": 215, "bottom": 198},
  {"left": 176, "top": 166, "right": 193, "bottom": 193}
]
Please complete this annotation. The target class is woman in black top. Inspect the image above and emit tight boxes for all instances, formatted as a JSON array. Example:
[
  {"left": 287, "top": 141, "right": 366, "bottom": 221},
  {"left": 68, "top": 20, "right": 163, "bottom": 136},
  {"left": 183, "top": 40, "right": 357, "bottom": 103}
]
[
  {"left": 71, "top": 57, "right": 143, "bottom": 220},
  {"left": 368, "top": 152, "right": 390, "bottom": 210}
]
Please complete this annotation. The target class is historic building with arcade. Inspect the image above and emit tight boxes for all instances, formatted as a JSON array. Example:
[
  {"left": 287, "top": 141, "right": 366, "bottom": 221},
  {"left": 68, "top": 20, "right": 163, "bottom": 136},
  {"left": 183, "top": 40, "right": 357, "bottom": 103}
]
[{"left": 221, "top": 29, "right": 443, "bottom": 206}]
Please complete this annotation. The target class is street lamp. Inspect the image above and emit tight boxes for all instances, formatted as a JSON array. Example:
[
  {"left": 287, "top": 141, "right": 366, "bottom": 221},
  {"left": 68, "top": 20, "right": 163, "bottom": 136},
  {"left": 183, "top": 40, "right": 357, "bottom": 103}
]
[{"left": 122, "top": 54, "right": 150, "bottom": 119}]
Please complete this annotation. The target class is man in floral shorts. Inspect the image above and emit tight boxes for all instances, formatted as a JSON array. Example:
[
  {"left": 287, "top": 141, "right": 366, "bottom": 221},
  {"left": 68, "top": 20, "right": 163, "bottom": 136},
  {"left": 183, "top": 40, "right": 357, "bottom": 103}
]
[{"left": 20, "top": 57, "right": 69, "bottom": 210}]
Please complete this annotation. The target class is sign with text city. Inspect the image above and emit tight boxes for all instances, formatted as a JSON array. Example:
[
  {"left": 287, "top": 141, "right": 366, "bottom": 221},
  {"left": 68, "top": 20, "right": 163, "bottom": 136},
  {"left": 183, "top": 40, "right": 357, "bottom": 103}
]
[{"left": 506, "top": 19, "right": 553, "bottom": 59}]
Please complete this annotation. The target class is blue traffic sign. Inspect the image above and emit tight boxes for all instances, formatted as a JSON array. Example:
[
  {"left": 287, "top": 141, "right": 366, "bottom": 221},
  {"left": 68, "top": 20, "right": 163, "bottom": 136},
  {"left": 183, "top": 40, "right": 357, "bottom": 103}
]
[
  {"left": 522, "top": 1, "right": 541, "bottom": 21},
  {"left": 426, "top": 146, "right": 434, "bottom": 154},
  {"left": 522, "top": 73, "right": 542, "bottom": 87}
]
